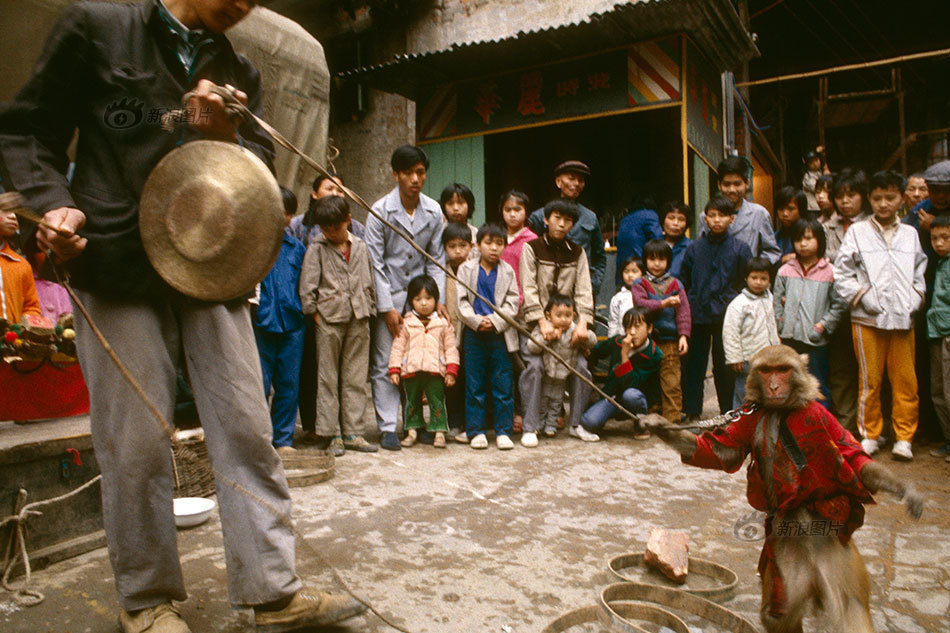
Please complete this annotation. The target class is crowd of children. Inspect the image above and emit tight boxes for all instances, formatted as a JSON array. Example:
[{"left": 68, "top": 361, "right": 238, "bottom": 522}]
[{"left": 245, "top": 143, "right": 950, "bottom": 466}]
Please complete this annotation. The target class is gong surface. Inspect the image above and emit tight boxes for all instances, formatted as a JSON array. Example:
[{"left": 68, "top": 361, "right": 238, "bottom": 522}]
[{"left": 139, "top": 141, "right": 284, "bottom": 301}]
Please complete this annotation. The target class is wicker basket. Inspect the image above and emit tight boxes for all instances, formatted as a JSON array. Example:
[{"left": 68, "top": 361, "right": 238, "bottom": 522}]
[{"left": 171, "top": 433, "right": 215, "bottom": 499}]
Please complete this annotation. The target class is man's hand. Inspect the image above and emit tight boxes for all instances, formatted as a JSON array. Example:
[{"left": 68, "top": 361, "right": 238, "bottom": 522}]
[
  {"left": 660, "top": 296, "right": 681, "bottom": 309},
  {"left": 539, "top": 318, "right": 558, "bottom": 341},
  {"left": 437, "top": 303, "right": 450, "bottom": 321},
  {"left": 385, "top": 309, "right": 403, "bottom": 338},
  {"left": 477, "top": 316, "right": 493, "bottom": 332},
  {"left": 444, "top": 374, "right": 456, "bottom": 387},
  {"left": 678, "top": 335, "right": 688, "bottom": 356},
  {"left": 918, "top": 206, "right": 935, "bottom": 232},
  {"left": 38, "top": 207, "right": 87, "bottom": 261},
  {"left": 188, "top": 80, "right": 246, "bottom": 141},
  {"left": 731, "top": 362, "right": 745, "bottom": 374},
  {"left": 312, "top": 313, "right": 321, "bottom": 326},
  {"left": 571, "top": 320, "right": 589, "bottom": 346},
  {"left": 813, "top": 322, "right": 825, "bottom": 334},
  {"left": 390, "top": 373, "right": 400, "bottom": 386},
  {"left": 780, "top": 252, "right": 797, "bottom": 265}
]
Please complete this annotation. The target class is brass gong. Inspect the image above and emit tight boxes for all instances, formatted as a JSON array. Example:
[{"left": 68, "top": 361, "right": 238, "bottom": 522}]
[{"left": 139, "top": 141, "right": 284, "bottom": 301}]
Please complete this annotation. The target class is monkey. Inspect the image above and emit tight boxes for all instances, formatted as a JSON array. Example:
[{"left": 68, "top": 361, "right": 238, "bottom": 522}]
[{"left": 641, "top": 344, "right": 923, "bottom": 633}]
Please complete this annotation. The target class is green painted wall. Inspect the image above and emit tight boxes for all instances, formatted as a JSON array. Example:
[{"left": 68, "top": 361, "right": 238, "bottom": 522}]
[
  {"left": 421, "top": 136, "right": 487, "bottom": 226},
  {"left": 691, "top": 150, "right": 712, "bottom": 234}
]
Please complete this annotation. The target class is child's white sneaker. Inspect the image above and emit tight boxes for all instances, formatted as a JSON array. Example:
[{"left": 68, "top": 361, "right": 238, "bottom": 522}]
[
  {"left": 521, "top": 432, "right": 538, "bottom": 448},
  {"left": 570, "top": 425, "right": 600, "bottom": 442},
  {"left": 496, "top": 435, "right": 514, "bottom": 450},
  {"left": 860, "top": 437, "right": 879, "bottom": 455},
  {"left": 891, "top": 440, "right": 913, "bottom": 461},
  {"left": 543, "top": 425, "right": 557, "bottom": 437},
  {"left": 470, "top": 434, "right": 488, "bottom": 449}
]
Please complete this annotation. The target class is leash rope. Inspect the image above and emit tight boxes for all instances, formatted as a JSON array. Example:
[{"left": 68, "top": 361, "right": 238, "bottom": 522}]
[{"left": 179, "top": 85, "right": 643, "bottom": 424}]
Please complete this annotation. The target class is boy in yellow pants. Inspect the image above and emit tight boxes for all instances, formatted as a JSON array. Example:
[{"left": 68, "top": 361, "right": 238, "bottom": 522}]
[{"left": 834, "top": 170, "right": 927, "bottom": 460}]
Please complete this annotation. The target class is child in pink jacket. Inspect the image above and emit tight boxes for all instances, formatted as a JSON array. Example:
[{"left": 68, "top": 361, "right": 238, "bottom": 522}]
[{"left": 389, "top": 275, "right": 460, "bottom": 448}]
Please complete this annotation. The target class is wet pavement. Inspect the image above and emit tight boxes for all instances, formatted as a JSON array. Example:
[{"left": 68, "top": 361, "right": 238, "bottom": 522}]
[{"left": 2, "top": 388, "right": 949, "bottom": 633}]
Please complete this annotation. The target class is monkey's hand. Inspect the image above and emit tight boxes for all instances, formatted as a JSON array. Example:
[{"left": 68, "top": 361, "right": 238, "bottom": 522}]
[
  {"left": 639, "top": 413, "right": 697, "bottom": 460},
  {"left": 859, "top": 461, "right": 924, "bottom": 520}
]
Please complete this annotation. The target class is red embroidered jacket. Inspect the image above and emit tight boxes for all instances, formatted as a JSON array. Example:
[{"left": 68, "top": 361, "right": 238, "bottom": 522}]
[{"left": 684, "top": 401, "right": 875, "bottom": 615}]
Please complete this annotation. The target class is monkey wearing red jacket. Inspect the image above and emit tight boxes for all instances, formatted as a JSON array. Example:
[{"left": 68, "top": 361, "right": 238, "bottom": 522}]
[{"left": 641, "top": 345, "right": 923, "bottom": 633}]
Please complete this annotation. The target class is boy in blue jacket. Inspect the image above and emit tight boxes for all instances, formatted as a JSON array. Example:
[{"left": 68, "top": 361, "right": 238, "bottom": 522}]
[
  {"left": 253, "top": 188, "right": 307, "bottom": 455},
  {"left": 680, "top": 195, "right": 752, "bottom": 419}
]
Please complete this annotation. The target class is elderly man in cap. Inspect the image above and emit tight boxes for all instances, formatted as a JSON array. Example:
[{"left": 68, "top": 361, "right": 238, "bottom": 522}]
[
  {"left": 528, "top": 160, "right": 607, "bottom": 296},
  {"left": 905, "top": 160, "right": 950, "bottom": 253},
  {"left": 0, "top": 1, "right": 365, "bottom": 632}
]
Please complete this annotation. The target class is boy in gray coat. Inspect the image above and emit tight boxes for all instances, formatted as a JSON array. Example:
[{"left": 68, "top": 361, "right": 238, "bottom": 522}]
[{"left": 299, "top": 196, "right": 377, "bottom": 455}]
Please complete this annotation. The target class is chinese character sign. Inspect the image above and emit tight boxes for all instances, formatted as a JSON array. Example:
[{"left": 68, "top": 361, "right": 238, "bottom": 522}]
[
  {"left": 475, "top": 82, "right": 501, "bottom": 125},
  {"left": 518, "top": 71, "right": 546, "bottom": 116},
  {"left": 416, "top": 36, "right": 690, "bottom": 142}
]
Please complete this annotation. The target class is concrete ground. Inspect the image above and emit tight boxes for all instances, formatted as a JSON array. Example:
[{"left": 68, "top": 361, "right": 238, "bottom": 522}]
[{"left": 2, "top": 385, "right": 949, "bottom": 633}]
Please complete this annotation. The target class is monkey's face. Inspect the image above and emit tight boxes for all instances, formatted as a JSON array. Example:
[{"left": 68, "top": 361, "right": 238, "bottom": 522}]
[
  {"left": 756, "top": 364, "right": 795, "bottom": 407},
  {"left": 747, "top": 345, "right": 821, "bottom": 409}
]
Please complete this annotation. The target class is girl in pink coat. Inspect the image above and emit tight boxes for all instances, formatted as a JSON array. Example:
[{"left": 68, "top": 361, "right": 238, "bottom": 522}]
[{"left": 389, "top": 275, "right": 460, "bottom": 448}]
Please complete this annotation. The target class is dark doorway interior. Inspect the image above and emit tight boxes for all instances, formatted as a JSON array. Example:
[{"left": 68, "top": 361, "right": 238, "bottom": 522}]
[{"left": 483, "top": 106, "right": 684, "bottom": 244}]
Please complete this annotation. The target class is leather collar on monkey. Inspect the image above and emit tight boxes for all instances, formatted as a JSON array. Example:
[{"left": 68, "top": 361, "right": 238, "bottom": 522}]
[{"left": 642, "top": 345, "right": 923, "bottom": 633}]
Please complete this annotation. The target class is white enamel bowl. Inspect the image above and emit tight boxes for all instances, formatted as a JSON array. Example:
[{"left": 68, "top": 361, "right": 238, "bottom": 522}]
[{"left": 173, "top": 497, "right": 216, "bottom": 528}]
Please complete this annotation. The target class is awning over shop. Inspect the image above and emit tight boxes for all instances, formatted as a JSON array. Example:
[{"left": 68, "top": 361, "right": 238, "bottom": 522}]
[{"left": 337, "top": 0, "right": 758, "bottom": 100}]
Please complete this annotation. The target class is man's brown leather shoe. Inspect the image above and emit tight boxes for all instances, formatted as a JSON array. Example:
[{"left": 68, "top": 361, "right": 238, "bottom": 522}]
[
  {"left": 119, "top": 602, "right": 190, "bottom": 633},
  {"left": 254, "top": 588, "right": 366, "bottom": 632}
]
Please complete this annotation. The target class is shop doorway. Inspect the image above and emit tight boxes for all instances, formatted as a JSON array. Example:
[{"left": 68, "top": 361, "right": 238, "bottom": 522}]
[{"left": 482, "top": 106, "right": 684, "bottom": 244}]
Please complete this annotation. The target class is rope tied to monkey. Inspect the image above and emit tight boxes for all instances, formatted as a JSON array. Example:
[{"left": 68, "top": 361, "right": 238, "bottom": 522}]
[{"left": 176, "top": 84, "right": 644, "bottom": 424}]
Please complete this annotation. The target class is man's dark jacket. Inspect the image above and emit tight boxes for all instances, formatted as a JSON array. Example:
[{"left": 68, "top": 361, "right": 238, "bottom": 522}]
[{"left": 0, "top": 0, "right": 275, "bottom": 299}]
